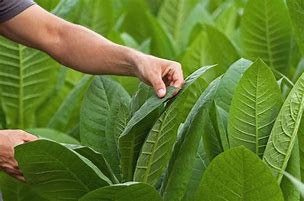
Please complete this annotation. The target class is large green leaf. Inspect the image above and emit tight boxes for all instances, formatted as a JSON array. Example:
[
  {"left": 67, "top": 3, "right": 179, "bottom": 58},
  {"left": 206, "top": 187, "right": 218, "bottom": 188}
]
[
  {"left": 161, "top": 79, "right": 220, "bottom": 201},
  {"left": 213, "top": 59, "right": 252, "bottom": 152},
  {"left": 47, "top": 75, "right": 93, "bottom": 133},
  {"left": 0, "top": 174, "right": 48, "bottom": 201},
  {"left": 79, "top": 182, "right": 162, "bottom": 201},
  {"left": 194, "top": 146, "right": 284, "bottom": 201},
  {"left": 158, "top": 0, "right": 199, "bottom": 53},
  {"left": 119, "top": 87, "right": 175, "bottom": 181},
  {"left": 15, "top": 140, "right": 111, "bottom": 201},
  {"left": 0, "top": 38, "right": 59, "bottom": 128},
  {"left": 181, "top": 24, "right": 239, "bottom": 75},
  {"left": 287, "top": 0, "right": 304, "bottom": 55},
  {"left": 27, "top": 128, "right": 80, "bottom": 144},
  {"left": 263, "top": 71, "right": 304, "bottom": 183},
  {"left": 240, "top": 0, "right": 292, "bottom": 73},
  {"left": 80, "top": 76, "right": 130, "bottom": 179},
  {"left": 134, "top": 66, "right": 217, "bottom": 186},
  {"left": 228, "top": 59, "right": 282, "bottom": 157},
  {"left": 215, "top": 58, "right": 252, "bottom": 113}
]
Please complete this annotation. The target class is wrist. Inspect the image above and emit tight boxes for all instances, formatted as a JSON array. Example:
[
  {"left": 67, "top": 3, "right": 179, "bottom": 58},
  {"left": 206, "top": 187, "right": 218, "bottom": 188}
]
[{"left": 124, "top": 47, "right": 146, "bottom": 77}]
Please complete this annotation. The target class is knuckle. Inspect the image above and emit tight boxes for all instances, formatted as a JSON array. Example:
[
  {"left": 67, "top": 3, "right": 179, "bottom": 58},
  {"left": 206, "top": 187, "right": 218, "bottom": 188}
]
[
  {"left": 17, "top": 130, "right": 26, "bottom": 136},
  {"left": 173, "top": 62, "right": 182, "bottom": 69}
]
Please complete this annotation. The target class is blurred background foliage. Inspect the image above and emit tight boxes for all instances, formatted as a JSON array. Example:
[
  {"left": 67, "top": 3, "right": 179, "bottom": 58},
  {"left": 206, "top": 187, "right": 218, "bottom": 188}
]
[{"left": 0, "top": 0, "right": 300, "bottom": 141}]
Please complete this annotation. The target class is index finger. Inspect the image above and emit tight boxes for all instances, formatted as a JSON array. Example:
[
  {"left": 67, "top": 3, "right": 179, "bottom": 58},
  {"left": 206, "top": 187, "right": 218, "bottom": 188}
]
[{"left": 21, "top": 131, "right": 38, "bottom": 142}]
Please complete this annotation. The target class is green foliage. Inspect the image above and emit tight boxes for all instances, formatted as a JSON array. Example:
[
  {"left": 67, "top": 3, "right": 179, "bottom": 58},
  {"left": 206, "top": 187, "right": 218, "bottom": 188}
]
[
  {"left": 161, "top": 78, "right": 220, "bottom": 201},
  {"left": 158, "top": 0, "right": 200, "bottom": 54},
  {"left": 48, "top": 75, "right": 93, "bottom": 132},
  {"left": 2, "top": 0, "right": 304, "bottom": 200},
  {"left": 35, "top": 0, "right": 60, "bottom": 11},
  {"left": 67, "top": 145, "right": 119, "bottom": 184},
  {"left": 0, "top": 174, "right": 47, "bottom": 201},
  {"left": 287, "top": 0, "right": 304, "bottom": 55},
  {"left": 181, "top": 24, "right": 239, "bottom": 75},
  {"left": 79, "top": 182, "right": 162, "bottom": 201},
  {"left": 15, "top": 140, "right": 111, "bottom": 201},
  {"left": 194, "top": 147, "right": 284, "bottom": 201},
  {"left": 215, "top": 57, "right": 252, "bottom": 113},
  {"left": 119, "top": 87, "right": 176, "bottom": 181},
  {"left": 263, "top": 71, "right": 304, "bottom": 183},
  {"left": 281, "top": 141, "right": 301, "bottom": 201},
  {"left": 134, "top": 66, "right": 216, "bottom": 186},
  {"left": 240, "top": 0, "right": 292, "bottom": 73},
  {"left": 73, "top": 0, "right": 116, "bottom": 36},
  {"left": 27, "top": 128, "right": 80, "bottom": 144},
  {"left": 284, "top": 172, "right": 304, "bottom": 198},
  {"left": 0, "top": 37, "right": 59, "bottom": 128},
  {"left": 80, "top": 76, "right": 130, "bottom": 179},
  {"left": 228, "top": 59, "right": 282, "bottom": 157}
]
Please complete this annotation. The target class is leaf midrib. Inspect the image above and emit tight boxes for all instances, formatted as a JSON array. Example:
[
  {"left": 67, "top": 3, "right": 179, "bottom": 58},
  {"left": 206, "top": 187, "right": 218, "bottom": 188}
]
[
  {"left": 264, "top": 0, "right": 274, "bottom": 69},
  {"left": 18, "top": 45, "right": 24, "bottom": 128},
  {"left": 255, "top": 67, "right": 259, "bottom": 155},
  {"left": 143, "top": 109, "right": 170, "bottom": 182}
]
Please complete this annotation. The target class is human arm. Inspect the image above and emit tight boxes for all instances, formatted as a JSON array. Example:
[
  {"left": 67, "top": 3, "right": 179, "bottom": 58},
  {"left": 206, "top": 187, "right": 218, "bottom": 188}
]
[{"left": 0, "top": 5, "right": 184, "bottom": 97}]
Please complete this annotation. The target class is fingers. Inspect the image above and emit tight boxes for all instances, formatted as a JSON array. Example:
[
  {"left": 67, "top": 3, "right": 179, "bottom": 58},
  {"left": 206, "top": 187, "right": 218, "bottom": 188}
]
[
  {"left": 169, "top": 63, "right": 184, "bottom": 88},
  {"left": 151, "top": 76, "right": 167, "bottom": 98},
  {"left": 135, "top": 54, "right": 184, "bottom": 98},
  {"left": 151, "top": 62, "right": 184, "bottom": 98},
  {"left": 2, "top": 166, "right": 22, "bottom": 176},
  {"left": 22, "top": 133, "right": 38, "bottom": 142},
  {"left": 16, "top": 130, "right": 38, "bottom": 142},
  {"left": 164, "top": 63, "right": 185, "bottom": 96},
  {"left": 0, "top": 130, "right": 26, "bottom": 182},
  {"left": 0, "top": 162, "right": 24, "bottom": 181}
]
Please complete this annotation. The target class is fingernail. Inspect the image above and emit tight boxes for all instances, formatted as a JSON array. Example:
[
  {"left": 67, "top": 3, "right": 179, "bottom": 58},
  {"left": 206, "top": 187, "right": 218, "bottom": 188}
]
[{"left": 158, "top": 88, "right": 166, "bottom": 97}]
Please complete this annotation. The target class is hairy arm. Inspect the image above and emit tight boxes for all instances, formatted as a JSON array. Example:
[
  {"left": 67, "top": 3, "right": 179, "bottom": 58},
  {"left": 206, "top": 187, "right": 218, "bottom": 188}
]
[{"left": 0, "top": 5, "right": 184, "bottom": 97}]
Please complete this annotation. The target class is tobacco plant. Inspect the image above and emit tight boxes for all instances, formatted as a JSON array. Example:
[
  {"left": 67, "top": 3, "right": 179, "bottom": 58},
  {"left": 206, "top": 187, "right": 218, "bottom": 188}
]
[{"left": 1, "top": 0, "right": 304, "bottom": 201}]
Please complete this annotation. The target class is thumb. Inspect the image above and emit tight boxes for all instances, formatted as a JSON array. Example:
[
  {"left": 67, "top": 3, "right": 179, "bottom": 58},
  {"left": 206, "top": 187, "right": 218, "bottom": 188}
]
[{"left": 151, "top": 76, "right": 166, "bottom": 98}]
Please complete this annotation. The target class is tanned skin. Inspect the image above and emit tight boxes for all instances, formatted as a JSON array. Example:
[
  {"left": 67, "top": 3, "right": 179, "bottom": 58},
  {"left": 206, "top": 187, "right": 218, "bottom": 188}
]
[{"left": 0, "top": 5, "right": 185, "bottom": 180}]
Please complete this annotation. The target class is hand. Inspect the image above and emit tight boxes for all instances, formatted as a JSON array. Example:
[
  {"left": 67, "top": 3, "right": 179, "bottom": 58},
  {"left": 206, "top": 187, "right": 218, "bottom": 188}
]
[
  {"left": 133, "top": 54, "right": 185, "bottom": 98},
  {"left": 0, "top": 130, "right": 37, "bottom": 181}
]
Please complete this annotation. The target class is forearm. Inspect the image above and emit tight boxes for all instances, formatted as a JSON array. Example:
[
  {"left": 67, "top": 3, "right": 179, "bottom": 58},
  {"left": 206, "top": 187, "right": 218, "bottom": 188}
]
[
  {"left": 0, "top": 5, "right": 142, "bottom": 76},
  {"left": 47, "top": 23, "right": 142, "bottom": 76},
  {"left": 0, "top": 5, "right": 184, "bottom": 97}
]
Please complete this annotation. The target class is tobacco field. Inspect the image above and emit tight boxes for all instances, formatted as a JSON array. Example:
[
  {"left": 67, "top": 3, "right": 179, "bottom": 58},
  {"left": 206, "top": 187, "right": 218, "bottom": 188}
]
[{"left": 1, "top": 0, "right": 304, "bottom": 200}]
